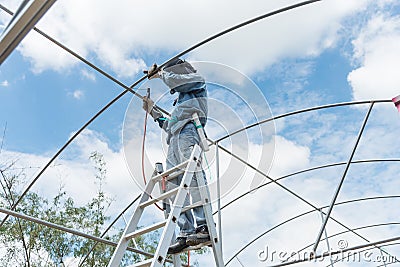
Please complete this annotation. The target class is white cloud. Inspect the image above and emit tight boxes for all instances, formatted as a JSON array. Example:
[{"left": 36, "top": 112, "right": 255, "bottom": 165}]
[
  {"left": 348, "top": 14, "right": 400, "bottom": 100},
  {"left": 189, "top": 0, "right": 370, "bottom": 74},
  {"left": 70, "top": 89, "right": 84, "bottom": 100},
  {"left": 80, "top": 69, "right": 96, "bottom": 81},
  {"left": 18, "top": 31, "right": 78, "bottom": 73},
  {"left": 208, "top": 99, "right": 400, "bottom": 266},
  {"left": 1, "top": 115, "right": 399, "bottom": 266},
  {"left": 3, "top": 1, "right": 400, "bottom": 263},
  {"left": 3, "top": 0, "right": 375, "bottom": 76},
  {"left": 269, "top": 135, "right": 310, "bottom": 177},
  {"left": 0, "top": 80, "right": 9, "bottom": 87},
  {"left": 0, "top": 129, "right": 140, "bottom": 217}
]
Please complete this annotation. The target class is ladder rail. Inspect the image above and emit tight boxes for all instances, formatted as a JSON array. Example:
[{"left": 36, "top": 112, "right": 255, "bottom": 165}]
[
  {"left": 108, "top": 179, "right": 157, "bottom": 266},
  {"left": 197, "top": 167, "right": 224, "bottom": 266},
  {"left": 149, "top": 145, "right": 202, "bottom": 267},
  {"left": 108, "top": 143, "right": 223, "bottom": 267},
  {"left": 108, "top": 156, "right": 194, "bottom": 266},
  {"left": 157, "top": 164, "right": 182, "bottom": 267}
]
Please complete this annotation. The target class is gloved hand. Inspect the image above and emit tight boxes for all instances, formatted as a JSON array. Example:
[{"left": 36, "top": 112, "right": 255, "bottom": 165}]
[
  {"left": 146, "top": 63, "right": 160, "bottom": 80},
  {"left": 142, "top": 96, "right": 162, "bottom": 120}
]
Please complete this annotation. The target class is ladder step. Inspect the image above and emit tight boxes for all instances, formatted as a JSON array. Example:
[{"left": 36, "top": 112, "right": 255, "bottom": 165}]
[
  {"left": 130, "top": 258, "right": 153, "bottom": 267},
  {"left": 181, "top": 201, "right": 203, "bottom": 213},
  {"left": 107, "top": 145, "right": 209, "bottom": 267},
  {"left": 165, "top": 169, "right": 185, "bottom": 181},
  {"left": 125, "top": 220, "right": 167, "bottom": 240},
  {"left": 152, "top": 169, "right": 185, "bottom": 184},
  {"left": 139, "top": 187, "right": 180, "bottom": 208},
  {"left": 151, "top": 160, "right": 190, "bottom": 182}
]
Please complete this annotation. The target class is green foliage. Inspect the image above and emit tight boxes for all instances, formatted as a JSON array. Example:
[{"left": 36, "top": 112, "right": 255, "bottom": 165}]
[
  {"left": 0, "top": 151, "right": 207, "bottom": 266},
  {"left": 0, "top": 152, "right": 128, "bottom": 266}
]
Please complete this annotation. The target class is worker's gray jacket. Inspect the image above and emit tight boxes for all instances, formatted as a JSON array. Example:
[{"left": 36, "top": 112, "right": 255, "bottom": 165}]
[{"left": 160, "top": 69, "right": 207, "bottom": 143}]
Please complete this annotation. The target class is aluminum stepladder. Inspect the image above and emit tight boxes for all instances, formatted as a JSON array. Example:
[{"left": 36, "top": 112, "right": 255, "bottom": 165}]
[{"left": 108, "top": 114, "right": 223, "bottom": 267}]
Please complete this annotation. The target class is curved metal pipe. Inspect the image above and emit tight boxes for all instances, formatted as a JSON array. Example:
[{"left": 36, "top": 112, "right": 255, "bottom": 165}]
[
  {"left": 217, "top": 159, "right": 400, "bottom": 212},
  {"left": 216, "top": 99, "right": 392, "bottom": 142},
  {"left": 293, "top": 222, "right": 400, "bottom": 264},
  {"left": 218, "top": 139, "right": 399, "bottom": 264},
  {"left": 225, "top": 195, "right": 400, "bottom": 265},
  {"left": 0, "top": 0, "right": 323, "bottom": 226},
  {"left": 313, "top": 102, "right": 374, "bottom": 252}
]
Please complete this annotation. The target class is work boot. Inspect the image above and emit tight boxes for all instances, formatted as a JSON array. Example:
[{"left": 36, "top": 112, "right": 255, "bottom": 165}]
[
  {"left": 186, "top": 225, "right": 210, "bottom": 246},
  {"left": 167, "top": 236, "right": 188, "bottom": 254}
]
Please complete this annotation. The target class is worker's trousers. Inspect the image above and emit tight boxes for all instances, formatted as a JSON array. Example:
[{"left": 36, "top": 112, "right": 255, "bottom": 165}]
[{"left": 165, "top": 122, "right": 207, "bottom": 236}]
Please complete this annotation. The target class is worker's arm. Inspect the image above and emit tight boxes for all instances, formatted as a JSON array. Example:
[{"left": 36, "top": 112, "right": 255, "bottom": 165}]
[
  {"left": 142, "top": 96, "right": 169, "bottom": 129},
  {"left": 143, "top": 96, "right": 161, "bottom": 120},
  {"left": 160, "top": 71, "right": 205, "bottom": 93}
]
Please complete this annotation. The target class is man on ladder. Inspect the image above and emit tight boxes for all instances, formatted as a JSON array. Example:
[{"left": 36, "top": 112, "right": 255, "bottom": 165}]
[{"left": 142, "top": 58, "right": 210, "bottom": 254}]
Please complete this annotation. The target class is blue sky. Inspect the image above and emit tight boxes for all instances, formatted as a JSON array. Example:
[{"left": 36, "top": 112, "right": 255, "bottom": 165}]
[
  {"left": 0, "top": 49, "right": 132, "bottom": 154},
  {"left": 1, "top": 0, "right": 400, "bottom": 266},
  {"left": 0, "top": 21, "right": 359, "bottom": 155}
]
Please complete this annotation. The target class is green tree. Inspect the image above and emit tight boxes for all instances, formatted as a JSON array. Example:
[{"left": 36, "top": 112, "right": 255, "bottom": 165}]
[
  {"left": 74, "top": 152, "right": 115, "bottom": 267},
  {"left": 0, "top": 152, "right": 204, "bottom": 266},
  {"left": 0, "top": 165, "right": 46, "bottom": 267},
  {"left": 0, "top": 153, "right": 122, "bottom": 266}
]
